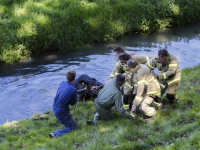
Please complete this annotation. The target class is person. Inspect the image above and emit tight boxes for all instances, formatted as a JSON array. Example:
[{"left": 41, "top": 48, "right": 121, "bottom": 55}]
[
  {"left": 117, "top": 53, "right": 136, "bottom": 110},
  {"left": 49, "top": 70, "right": 79, "bottom": 138},
  {"left": 145, "top": 49, "right": 181, "bottom": 104},
  {"left": 128, "top": 59, "right": 161, "bottom": 118},
  {"left": 87, "top": 74, "right": 135, "bottom": 125},
  {"left": 109, "top": 47, "right": 150, "bottom": 79}
]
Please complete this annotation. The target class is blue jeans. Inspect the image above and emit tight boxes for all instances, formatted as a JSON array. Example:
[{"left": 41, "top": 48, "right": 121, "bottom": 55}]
[{"left": 54, "top": 114, "right": 79, "bottom": 137}]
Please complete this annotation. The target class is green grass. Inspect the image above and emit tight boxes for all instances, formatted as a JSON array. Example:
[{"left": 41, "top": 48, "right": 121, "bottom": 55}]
[
  {"left": 1, "top": 65, "right": 200, "bottom": 149},
  {"left": 1, "top": 0, "right": 200, "bottom": 64}
]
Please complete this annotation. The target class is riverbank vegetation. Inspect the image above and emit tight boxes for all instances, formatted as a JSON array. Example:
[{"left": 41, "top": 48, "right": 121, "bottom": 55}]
[
  {"left": 0, "top": 0, "right": 200, "bottom": 64},
  {"left": 1, "top": 64, "right": 200, "bottom": 149}
]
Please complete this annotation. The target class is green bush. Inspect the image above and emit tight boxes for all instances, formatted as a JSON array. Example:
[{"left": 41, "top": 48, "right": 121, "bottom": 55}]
[{"left": 1, "top": 0, "right": 200, "bottom": 64}]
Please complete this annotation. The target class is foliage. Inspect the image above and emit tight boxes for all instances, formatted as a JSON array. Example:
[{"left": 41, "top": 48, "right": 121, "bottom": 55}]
[
  {"left": 0, "top": 0, "right": 200, "bottom": 64},
  {"left": 1, "top": 64, "right": 200, "bottom": 149}
]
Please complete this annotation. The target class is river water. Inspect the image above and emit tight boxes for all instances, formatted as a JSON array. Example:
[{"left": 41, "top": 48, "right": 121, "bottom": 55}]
[{"left": 0, "top": 23, "right": 200, "bottom": 125}]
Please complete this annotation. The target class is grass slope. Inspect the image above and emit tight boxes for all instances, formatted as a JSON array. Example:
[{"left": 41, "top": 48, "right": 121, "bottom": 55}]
[
  {"left": 1, "top": 0, "right": 200, "bottom": 64},
  {"left": 1, "top": 64, "right": 200, "bottom": 149}
]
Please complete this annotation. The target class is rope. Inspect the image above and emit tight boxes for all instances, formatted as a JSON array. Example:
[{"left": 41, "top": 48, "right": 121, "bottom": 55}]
[{"left": 73, "top": 86, "right": 87, "bottom": 118}]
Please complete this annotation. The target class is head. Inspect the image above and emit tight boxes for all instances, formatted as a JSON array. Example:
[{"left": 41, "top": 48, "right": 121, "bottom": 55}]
[
  {"left": 66, "top": 70, "right": 76, "bottom": 83},
  {"left": 113, "top": 47, "right": 125, "bottom": 57},
  {"left": 115, "top": 74, "right": 125, "bottom": 87},
  {"left": 119, "top": 53, "right": 130, "bottom": 64},
  {"left": 127, "top": 59, "right": 139, "bottom": 71},
  {"left": 158, "top": 49, "right": 169, "bottom": 63}
]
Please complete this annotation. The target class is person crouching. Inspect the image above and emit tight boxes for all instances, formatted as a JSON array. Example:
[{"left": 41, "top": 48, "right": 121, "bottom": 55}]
[{"left": 87, "top": 74, "right": 135, "bottom": 125}]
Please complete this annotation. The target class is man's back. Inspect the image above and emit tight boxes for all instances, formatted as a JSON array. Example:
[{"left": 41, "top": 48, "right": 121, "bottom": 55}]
[
  {"left": 53, "top": 81, "right": 77, "bottom": 115},
  {"left": 97, "top": 79, "right": 120, "bottom": 107}
]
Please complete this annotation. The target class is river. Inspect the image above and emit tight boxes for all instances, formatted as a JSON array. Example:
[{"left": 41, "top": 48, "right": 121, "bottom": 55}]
[{"left": 0, "top": 23, "right": 200, "bottom": 125}]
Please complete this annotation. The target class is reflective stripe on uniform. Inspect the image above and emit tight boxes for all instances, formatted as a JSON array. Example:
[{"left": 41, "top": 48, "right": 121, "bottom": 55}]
[
  {"left": 153, "top": 79, "right": 160, "bottom": 88},
  {"left": 115, "top": 72, "right": 120, "bottom": 75},
  {"left": 125, "top": 71, "right": 130, "bottom": 74},
  {"left": 162, "top": 73, "right": 166, "bottom": 79},
  {"left": 160, "top": 83, "right": 165, "bottom": 88},
  {"left": 168, "top": 78, "right": 181, "bottom": 85},
  {"left": 146, "top": 90, "right": 160, "bottom": 96},
  {"left": 169, "top": 64, "right": 177, "bottom": 67},
  {"left": 125, "top": 82, "right": 133, "bottom": 88},
  {"left": 152, "top": 101, "right": 162, "bottom": 107},
  {"left": 148, "top": 77, "right": 154, "bottom": 82},
  {"left": 134, "top": 84, "right": 138, "bottom": 87},
  {"left": 158, "top": 70, "right": 162, "bottom": 73},
  {"left": 116, "top": 62, "right": 121, "bottom": 68},
  {"left": 135, "top": 96, "right": 142, "bottom": 101},
  {"left": 123, "top": 104, "right": 129, "bottom": 110},
  {"left": 131, "top": 111, "right": 137, "bottom": 117},
  {"left": 138, "top": 80, "right": 148, "bottom": 85},
  {"left": 110, "top": 74, "right": 114, "bottom": 77},
  {"left": 156, "top": 92, "right": 161, "bottom": 97},
  {"left": 146, "top": 57, "right": 155, "bottom": 69}
]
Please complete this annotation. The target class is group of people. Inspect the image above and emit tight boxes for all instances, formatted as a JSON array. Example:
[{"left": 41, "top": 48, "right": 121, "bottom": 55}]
[{"left": 49, "top": 47, "right": 181, "bottom": 138}]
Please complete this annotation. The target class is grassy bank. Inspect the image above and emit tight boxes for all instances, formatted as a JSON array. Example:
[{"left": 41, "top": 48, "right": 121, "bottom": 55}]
[
  {"left": 0, "top": 0, "right": 200, "bottom": 64},
  {"left": 1, "top": 65, "right": 200, "bottom": 149}
]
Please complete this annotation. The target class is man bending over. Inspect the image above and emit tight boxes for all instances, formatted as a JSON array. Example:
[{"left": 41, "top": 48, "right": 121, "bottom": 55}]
[{"left": 87, "top": 74, "right": 135, "bottom": 125}]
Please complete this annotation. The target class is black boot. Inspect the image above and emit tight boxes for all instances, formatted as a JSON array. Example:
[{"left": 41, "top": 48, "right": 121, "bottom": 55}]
[{"left": 86, "top": 120, "right": 94, "bottom": 125}]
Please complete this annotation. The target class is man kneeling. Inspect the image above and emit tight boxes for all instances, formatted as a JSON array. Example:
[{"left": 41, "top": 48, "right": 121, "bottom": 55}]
[
  {"left": 87, "top": 74, "right": 134, "bottom": 125},
  {"left": 49, "top": 70, "right": 79, "bottom": 138}
]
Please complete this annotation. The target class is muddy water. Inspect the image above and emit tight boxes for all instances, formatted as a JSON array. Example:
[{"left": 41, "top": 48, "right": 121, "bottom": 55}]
[{"left": 0, "top": 23, "right": 200, "bottom": 125}]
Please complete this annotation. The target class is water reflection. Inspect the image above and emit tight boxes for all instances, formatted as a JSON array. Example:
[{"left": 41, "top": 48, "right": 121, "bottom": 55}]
[{"left": 0, "top": 22, "right": 200, "bottom": 125}]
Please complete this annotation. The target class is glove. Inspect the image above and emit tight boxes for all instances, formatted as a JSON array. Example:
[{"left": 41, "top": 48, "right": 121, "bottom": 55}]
[{"left": 130, "top": 104, "right": 137, "bottom": 118}]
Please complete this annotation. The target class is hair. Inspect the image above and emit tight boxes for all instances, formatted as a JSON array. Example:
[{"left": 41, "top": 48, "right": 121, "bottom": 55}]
[
  {"left": 158, "top": 49, "right": 169, "bottom": 58},
  {"left": 113, "top": 47, "right": 125, "bottom": 54},
  {"left": 127, "top": 59, "right": 139, "bottom": 68},
  {"left": 66, "top": 70, "right": 76, "bottom": 82},
  {"left": 115, "top": 74, "right": 125, "bottom": 86},
  {"left": 119, "top": 53, "right": 130, "bottom": 61}
]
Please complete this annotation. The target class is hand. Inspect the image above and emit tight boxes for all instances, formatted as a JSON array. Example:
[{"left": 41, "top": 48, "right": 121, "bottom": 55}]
[
  {"left": 155, "top": 74, "right": 159, "bottom": 79},
  {"left": 130, "top": 104, "right": 137, "bottom": 119},
  {"left": 131, "top": 104, "right": 136, "bottom": 113},
  {"left": 153, "top": 72, "right": 159, "bottom": 79}
]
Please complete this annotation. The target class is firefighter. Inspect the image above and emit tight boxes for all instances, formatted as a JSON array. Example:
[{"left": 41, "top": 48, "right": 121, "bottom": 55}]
[
  {"left": 145, "top": 49, "right": 181, "bottom": 104},
  {"left": 86, "top": 74, "right": 135, "bottom": 125},
  {"left": 127, "top": 59, "right": 161, "bottom": 118},
  {"left": 117, "top": 53, "right": 135, "bottom": 110},
  {"left": 109, "top": 47, "right": 149, "bottom": 79}
]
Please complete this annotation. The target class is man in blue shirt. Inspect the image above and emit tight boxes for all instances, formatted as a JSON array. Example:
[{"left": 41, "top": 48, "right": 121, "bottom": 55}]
[{"left": 49, "top": 70, "right": 79, "bottom": 138}]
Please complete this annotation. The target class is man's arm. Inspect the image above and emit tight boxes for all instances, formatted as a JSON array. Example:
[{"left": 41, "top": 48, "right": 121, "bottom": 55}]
[
  {"left": 133, "top": 75, "right": 147, "bottom": 106},
  {"left": 114, "top": 92, "right": 131, "bottom": 118},
  {"left": 158, "top": 58, "right": 179, "bottom": 80},
  {"left": 145, "top": 56, "right": 157, "bottom": 70},
  {"left": 69, "top": 89, "right": 77, "bottom": 106}
]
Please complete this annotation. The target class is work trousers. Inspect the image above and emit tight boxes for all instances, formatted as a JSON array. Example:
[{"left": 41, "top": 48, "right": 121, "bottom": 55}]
[
  {"left": 161, "top": 82, "right": 180, "bottom": 97},
  {"left": 93, "top": 100, "right": 115, "bottom": 125},
  {"left": 54, "top": 113, "right": 79, "bottom": 137},
  {"left": 137, "top": 95, "right": 156, "bottom": 117}
]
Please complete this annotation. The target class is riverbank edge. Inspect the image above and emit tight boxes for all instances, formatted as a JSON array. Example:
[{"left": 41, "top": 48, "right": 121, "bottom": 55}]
[
  {"left": 1, "top": 64, "right": 200, "bottom": 149},
  {"left": 1, "top": 0, "right": 200, "bottom": 64}
]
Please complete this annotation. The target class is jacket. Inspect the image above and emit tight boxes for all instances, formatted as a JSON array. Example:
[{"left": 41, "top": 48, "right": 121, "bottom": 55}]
[
  {"left": 145, "top": 53, "right": 181, "bottom": 88},
  {"left": 130, "top": 64, "right": 160, "bottom": 106}
]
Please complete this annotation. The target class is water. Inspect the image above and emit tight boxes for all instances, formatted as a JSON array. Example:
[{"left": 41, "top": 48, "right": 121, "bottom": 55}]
[{"left": 0, "top": 23, "right": 200, "bottom": 125}]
